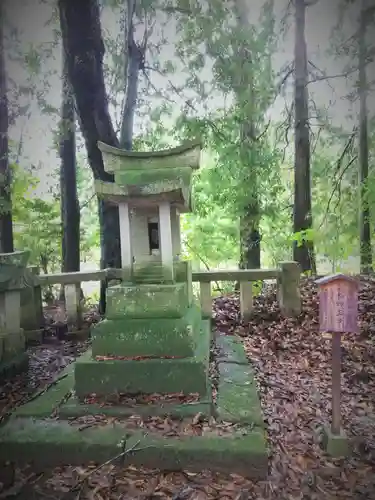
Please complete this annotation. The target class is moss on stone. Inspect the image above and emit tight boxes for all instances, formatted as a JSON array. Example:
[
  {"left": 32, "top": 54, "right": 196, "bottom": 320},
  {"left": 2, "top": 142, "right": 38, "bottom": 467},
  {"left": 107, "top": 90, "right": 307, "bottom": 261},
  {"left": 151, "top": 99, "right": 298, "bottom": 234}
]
[
  {"left": 106, "top": 283, "right": 189, "bottom": 319},
  {"left": 0, "top": 330, "right": 25, "bottom": 362},
  {"left": 59, "top": 395, "right": 213, "bottom": 419},
  {"left": 114, "top": 167, "right": 191, "bottom": 188},
  {"left": 0, "top": 417, "right": 267, "bottom": 478},
  {"left": 0, "top": 351, "right": 28, "bottom": 377},
  {"left": 215, "top": 336, "right": 248, "bottom": 365},
  {"left": 13, "top": 364, "right": 74, "bottom": 418},
  {"left": 75, "top": 320, "right": 210, "bottom": 398},
  {"left": 216, "top": 362, "right": 264, "bottom": 427},
  {"left": 91, "top": 305, "right": 202, "bottom": 358}
]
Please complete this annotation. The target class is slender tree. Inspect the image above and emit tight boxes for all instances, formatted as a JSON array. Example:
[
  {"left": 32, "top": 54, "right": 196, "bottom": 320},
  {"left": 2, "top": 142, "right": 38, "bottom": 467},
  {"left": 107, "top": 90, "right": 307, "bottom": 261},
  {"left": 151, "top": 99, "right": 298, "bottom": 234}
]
[
  {"left": 59, "top": 48, "right": 80, "bottom": 274},
  {"left": 120, "top": 0, "right": 146, "bottom": 150},
  {"left": 58, "top": 0, "right": 121, "bottom": 314},
  {"left": 235, "top": 0, "right": 261, "bottom": 269},
  {"left": 293, "top": 0, "right": 316, "bottom": 273},
  {"left": 358, "top": 0, "right": 372, "bottom": 273},
  {"left": 0, "top": 2, "right": 14, "bottom": 253}
]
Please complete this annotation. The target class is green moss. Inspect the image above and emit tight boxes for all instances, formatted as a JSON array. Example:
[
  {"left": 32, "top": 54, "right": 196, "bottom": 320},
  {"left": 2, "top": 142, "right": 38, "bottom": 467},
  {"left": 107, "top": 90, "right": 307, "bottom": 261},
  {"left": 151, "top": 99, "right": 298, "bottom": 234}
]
[
  {"left": 115, "top": 167, "right": 191, "bottom": 187},
  {"left": 74, "top": 322, "right": 210, "bottom": 397},
  {"left": 106, "top": 283, "right": 189, "bottom": 319},
  {"left": 216, "top": 362, "right": 264, "bottom": 427},
  {"left": 91, "top": 305, "right": 202, "bottom": 358},
  {"left": 0, "top": 418, "right": 267, "bottom": 478},
  {"left": 13, "top": 364, "right": 74, "bottom": 418}
]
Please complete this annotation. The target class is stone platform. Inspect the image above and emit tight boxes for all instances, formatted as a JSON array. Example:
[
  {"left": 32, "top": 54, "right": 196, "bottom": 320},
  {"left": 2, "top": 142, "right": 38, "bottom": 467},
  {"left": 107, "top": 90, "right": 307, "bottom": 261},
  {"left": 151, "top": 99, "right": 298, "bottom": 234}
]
[
  {"left": 0, "top": 333, "right": 268, "bottom": 479},
  {"left": 75, "top": 317, "right": 210, "bottom": 398}
]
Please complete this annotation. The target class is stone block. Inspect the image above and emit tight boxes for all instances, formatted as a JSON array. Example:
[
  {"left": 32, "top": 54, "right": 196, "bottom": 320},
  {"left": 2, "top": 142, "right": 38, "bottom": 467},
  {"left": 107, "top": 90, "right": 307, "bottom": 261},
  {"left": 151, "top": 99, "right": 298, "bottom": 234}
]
[
  {"left": 0, "top": 351, "right": 28, "bottom": 377},
  {"left": 106, "top": 283, "right": 189, "bottom": 319},
  {"left": 216, "top": 362, "right": 264, "bottom": 427},
  {"left": 20, "top": 267, "right": 44, "bottom": 332},
  {"left": 91, "top": 305, "right": 202, "bottom": 358},
  {"left": 75, "top": 322, "right": 210, "bottom": 398},
  {"left": 278, "top": 261, "right": 301, "bottom": 316},
  {"left": 322, "top": 426, "right": 350, "bottom": 458},
  {"left": 1, "top": 330, "right": 25, "bottom": 362},
  {"left": 215, "top": 336, "right": 248, "bottom": 364},
  {"left": 0, "top": 418, "right": 268, "bottom": 479}
]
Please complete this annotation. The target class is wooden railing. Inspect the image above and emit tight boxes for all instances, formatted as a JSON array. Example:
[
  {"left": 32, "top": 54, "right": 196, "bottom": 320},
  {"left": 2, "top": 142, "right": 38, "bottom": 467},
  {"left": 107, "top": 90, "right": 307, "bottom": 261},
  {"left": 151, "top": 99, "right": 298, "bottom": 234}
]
[{"left": 23, "top": 261, "right": 301, "bottom": 329}]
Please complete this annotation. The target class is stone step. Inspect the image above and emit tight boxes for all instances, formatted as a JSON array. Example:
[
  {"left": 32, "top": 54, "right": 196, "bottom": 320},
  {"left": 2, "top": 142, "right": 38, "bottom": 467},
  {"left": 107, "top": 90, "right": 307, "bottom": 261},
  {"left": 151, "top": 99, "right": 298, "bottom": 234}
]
[
  {"left": 91, "top": 305, "right": 202, "bottom": 358},
  {"left": 75, "top": 321, "right": 210, "bottom": 398},
  {"left": 106, "top": 282, "right": 190, "bottom": 319}
]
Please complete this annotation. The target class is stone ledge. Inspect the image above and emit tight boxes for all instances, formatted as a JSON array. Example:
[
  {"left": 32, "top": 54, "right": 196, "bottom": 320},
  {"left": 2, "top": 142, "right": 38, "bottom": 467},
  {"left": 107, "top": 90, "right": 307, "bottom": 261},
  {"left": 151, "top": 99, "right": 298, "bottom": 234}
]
[
  {"left": 59, "top": 396, "right": 213, "bottom": 419},
  {"left": 91, "top": 305, "right": 202, "bottom": 358},
  {"left": 13, "top": 364, "right": 75, "bottom": 418},
  {"left": 106, "top": 283, "right": 189, "bottom": 319},
  {"left": 0, "top": 351, "right": 28, "bottom": 378},
  {"left": 74, "top": 347, "right": 210, "bottom": 398},
  {"left": 0, "top": 418, "right": 268, "bottom": 479},
  {"left": 215, "top": 340, "right": 264, "bottom": 428},
  {"left": 215, "top": 336, "right": 248, "bottom": 364}
]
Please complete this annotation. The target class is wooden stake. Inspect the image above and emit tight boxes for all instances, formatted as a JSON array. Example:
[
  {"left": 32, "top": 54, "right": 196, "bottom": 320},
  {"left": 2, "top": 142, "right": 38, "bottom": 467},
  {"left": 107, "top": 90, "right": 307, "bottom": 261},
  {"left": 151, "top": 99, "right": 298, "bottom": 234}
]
[{"left": 331, "top": 331, "right": 341, "bottom": 435}]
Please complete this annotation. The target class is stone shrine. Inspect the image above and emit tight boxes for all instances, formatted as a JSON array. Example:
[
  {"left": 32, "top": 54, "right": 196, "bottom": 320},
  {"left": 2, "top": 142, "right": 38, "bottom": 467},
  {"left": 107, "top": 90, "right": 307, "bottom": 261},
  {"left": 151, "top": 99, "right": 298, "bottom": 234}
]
[
  {"left": 0, "top": 141, "right": 267, "bottom": 479},
  {"left": 0, "top": 250, "right": 30, "bottom": 375},
  {"left": 73, "top": 140, "right": 211, "bottom": 400}
]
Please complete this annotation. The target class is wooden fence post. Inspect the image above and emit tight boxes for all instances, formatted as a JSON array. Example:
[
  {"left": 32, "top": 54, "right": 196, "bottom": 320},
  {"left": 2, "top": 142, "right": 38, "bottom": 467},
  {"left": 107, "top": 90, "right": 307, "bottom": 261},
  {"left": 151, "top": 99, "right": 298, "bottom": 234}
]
[
  {"left": 278, "top": 261, "right": 301, "bottom": 316},
  {"left": 240, "top": 281, "right": 253, "bottom": 320},
  {"left": 200, "top": 281, "right": 212, "bottom": 318}
]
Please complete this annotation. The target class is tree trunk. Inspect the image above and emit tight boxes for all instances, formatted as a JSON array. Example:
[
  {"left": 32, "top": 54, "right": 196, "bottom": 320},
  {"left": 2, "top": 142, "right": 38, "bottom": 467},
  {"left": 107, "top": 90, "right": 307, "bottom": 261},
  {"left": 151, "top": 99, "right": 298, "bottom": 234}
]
[
  {"left": 119, "top": 0, "right": 143, "bottom": 150},
  {"left": 0, "top": 3, "right": 14, "bottom": 253},
  {"left": 293, "top": 0, "right": 315, "bottom": 273},
  {"left": 58, "top": 0, "right": 121, "bottom": 313},
  {"left": 60, "top": 49, "right": 80, "bottom": 273},
  {"left": 240, "top": 213, "right": 261, "bottom": 269},
  {"left": 358, "top": 0, "right": 372, "bottom": 273},
  {"left": 235, "top": 0, "right": 261, "bottom": 270}
]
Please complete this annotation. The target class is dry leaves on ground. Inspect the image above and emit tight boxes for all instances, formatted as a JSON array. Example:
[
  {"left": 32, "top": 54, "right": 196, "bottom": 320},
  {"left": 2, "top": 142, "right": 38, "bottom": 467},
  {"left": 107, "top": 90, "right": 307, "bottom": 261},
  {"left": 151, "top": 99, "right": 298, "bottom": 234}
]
[{"left": 3, "top": 278, "right": 375, "bottom": 499}]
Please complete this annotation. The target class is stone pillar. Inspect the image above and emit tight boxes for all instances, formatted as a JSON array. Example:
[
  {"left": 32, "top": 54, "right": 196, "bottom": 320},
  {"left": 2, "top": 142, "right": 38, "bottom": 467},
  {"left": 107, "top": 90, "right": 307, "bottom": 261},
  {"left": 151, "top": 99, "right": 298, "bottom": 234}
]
[
  {"left": 171, "top": 207, "right": 181, "bottom": 258},
  {"left": 65, "top": 283, "right": 82, "bottom": 328},
  {"left": 119, "top": 202, "right": 133, "bottom": 270},
  {"left": 20, "top": 266, "right": 44, "bottom": 334},
  {"left": 158, "top": 201, "right": 174, "bottom": 280},
  {"left": 0, "top": 250, "right": 30, "bottom": 373},
  {"left": 0, "top": 290, "right": 21, "bottom": 333},
  {"left": 200, "top": 282, "right": 212, "bottom": 318},
  {"left": 278, "top": 261, "right": 301, "bottom": 316},
  {"left": 240, "top": 281, "right": 253, "bottom": 321}
]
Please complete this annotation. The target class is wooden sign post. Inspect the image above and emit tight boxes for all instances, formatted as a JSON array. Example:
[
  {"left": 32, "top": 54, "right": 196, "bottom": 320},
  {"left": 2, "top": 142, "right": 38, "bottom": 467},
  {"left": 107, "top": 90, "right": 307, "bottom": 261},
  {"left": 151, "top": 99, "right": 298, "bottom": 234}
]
[{"left": 316, "top": 273, "right": 359, "bottom": 456}]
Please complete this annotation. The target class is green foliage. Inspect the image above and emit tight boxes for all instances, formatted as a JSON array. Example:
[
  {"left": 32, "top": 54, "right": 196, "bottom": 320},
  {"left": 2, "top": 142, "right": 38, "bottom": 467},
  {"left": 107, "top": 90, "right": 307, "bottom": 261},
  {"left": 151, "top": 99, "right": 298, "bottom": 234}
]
[
  {"left": 12, "top": 163, "right": 61, "bottom": 272},
  {"left": 8, "top": 0, "right": 375, "bottom": 281}
]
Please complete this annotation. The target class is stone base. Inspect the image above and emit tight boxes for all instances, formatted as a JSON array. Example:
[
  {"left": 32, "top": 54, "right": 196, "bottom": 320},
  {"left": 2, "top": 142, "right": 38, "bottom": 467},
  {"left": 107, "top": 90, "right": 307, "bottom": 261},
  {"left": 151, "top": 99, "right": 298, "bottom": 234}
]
[
  {"left": 74, "top": 320, "right": 210, "bottom": 398},
  {"left": 106, "top": 282, "right": 190, "bottom": 319},
  {"left": 24, "top": 329, "right": 44, "bottom": 343},
  {"left": 322, "top": 426, "right": 350, "bottom": 458},
  {"left": 216, "top": 339, "right": 264, "bottom": 427},
  {"left": 91, "top": 305, "right": 202, "bottom": 358},
  {"left": 0, "top": 329, "right": 26, "bottom": 362},
  {"left": 0, "top": 418, "right": 267, "bottom": 479},
  {"left": 0, "top": 351, "right": 28, "bottom": 378},
  {"left": 5, "top": 332, "right": 267, "bottom": 479}
]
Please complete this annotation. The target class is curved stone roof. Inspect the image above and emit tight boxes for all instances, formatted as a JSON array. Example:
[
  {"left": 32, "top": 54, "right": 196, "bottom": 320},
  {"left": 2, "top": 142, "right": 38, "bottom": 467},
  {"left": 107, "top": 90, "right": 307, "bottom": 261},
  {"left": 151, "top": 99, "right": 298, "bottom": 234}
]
[{"left": 96, "top": 140, "right": 202, "bottom": 212}]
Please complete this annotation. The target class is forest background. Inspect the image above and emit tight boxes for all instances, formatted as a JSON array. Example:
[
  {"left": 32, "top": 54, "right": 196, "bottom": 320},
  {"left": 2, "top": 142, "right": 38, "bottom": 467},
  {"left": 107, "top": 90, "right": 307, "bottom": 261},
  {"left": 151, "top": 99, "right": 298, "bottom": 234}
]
[{"left": 1, "top": 0, "right": 374, "bottom": 300}]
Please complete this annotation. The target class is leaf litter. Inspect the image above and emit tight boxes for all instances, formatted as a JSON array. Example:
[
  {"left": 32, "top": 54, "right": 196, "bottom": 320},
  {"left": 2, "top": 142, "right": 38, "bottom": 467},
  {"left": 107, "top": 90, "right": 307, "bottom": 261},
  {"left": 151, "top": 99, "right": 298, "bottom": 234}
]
[{"left": 2, "top": 277, "right": 375, "bottom": 498}]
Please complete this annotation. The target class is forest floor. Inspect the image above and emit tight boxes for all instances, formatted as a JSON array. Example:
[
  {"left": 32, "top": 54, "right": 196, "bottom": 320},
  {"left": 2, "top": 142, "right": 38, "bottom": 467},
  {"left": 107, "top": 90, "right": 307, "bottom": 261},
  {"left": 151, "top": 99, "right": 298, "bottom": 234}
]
[{"left": 1, "top": 278, "right": 375, "bottom": 499}]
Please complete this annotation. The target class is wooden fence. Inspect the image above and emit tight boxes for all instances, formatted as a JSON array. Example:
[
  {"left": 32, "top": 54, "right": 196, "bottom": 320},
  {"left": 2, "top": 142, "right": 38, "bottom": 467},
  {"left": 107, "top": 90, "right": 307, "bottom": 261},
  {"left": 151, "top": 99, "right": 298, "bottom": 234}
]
[{"left": 22, "top": 261, "right": 300, "bottom": 334}]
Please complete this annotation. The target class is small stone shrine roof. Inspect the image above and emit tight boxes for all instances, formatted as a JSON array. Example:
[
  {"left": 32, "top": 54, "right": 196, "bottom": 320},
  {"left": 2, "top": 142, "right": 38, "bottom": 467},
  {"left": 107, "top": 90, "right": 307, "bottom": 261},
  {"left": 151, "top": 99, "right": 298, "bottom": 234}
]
[{"left": 95, "top": 140, "right": 201, "bottom": 212}]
